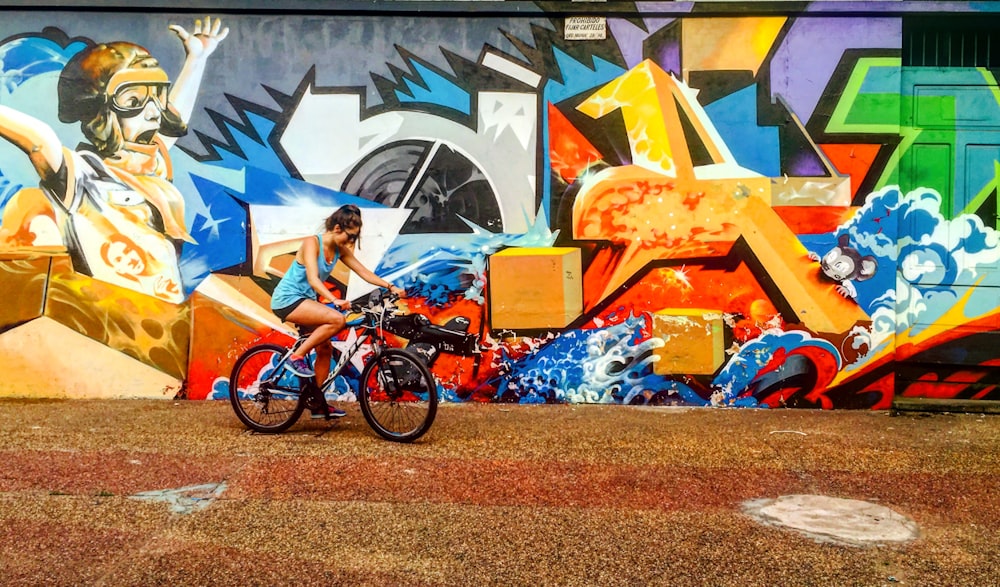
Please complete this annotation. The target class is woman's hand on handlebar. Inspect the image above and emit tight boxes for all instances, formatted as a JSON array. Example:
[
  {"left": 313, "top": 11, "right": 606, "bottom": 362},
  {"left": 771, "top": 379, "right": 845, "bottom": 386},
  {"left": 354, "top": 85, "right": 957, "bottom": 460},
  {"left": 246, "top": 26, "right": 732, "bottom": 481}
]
[
  {"left": 325, "top": 299, "right": 351, "bottom": 312},
  {"left": 387, "top": 284, "right": 405, "bottom": 298}
]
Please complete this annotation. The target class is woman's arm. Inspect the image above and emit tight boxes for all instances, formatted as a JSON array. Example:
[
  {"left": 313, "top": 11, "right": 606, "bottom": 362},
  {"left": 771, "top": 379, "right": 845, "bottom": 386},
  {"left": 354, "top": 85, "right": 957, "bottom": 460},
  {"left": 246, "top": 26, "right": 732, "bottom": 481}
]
[
  {"left": 298, "top": 236, "right": 341, "bottom": 305},
  {"left": 340, "top": 246, "right": 405, "bottom": 296},
  {"left": 0, "top": 105, "right": 64, "bottom": 182}
]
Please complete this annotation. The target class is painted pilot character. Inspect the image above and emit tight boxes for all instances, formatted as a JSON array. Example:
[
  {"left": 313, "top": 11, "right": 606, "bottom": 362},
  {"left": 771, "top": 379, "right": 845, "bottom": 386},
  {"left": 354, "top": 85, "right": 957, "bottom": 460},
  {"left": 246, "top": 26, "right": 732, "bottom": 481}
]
[
  {"left": 100, "top": 233, "right": 149, "bottom": 281},
  {"left": 809, "top": 233, "right": 878, "bottom": 299},
  {"left": 0, "top": 17, "right": 228, "bottom": 303}
]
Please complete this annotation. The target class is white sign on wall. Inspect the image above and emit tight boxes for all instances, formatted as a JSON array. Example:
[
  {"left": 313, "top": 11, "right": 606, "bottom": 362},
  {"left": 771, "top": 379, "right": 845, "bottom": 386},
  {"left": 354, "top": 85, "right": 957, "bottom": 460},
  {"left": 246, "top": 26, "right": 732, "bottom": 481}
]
[{"left": 565, "top": 16, "right": 607, "bottom": 41}]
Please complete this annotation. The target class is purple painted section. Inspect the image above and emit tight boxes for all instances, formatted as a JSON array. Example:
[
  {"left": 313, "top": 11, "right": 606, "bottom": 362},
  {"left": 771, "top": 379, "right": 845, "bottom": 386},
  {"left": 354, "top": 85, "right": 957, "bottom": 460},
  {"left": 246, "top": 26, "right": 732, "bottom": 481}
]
[
  {"left": 647, "top": 18, "right": 680, "bottom": 76},
  {"left": 770, "top": 17, "right": 901, "bottom": 125},
  {"left": 609, "top": 17, "right": 677, "bottom": 71},
  {"left": 629, "top": 1, "right": 996, "bottom": 13},
  {"left": 634, "top": 2, "right": 694, "bottom": 13},
  {"left": 644, "top": 17, "right": 679, "bottom": 35},
  {"left": 608, "top": 19, "right": 649, "bottom": 70},
  {"left": 804, "top": 1, "right": 1000, "bottom": 13},
  {"left": 787, "top": 150, "right": 828, "bottom": 177},
  {"left": 656, "top": 37, "right": 681, "bottom": 78}
]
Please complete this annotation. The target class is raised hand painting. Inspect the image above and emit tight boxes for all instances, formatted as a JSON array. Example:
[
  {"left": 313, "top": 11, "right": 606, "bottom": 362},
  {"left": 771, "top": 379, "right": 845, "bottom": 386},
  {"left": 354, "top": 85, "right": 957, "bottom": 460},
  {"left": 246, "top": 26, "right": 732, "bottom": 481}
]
[{"left": 0, "top": 17, "right": 228, "bottom": 303}]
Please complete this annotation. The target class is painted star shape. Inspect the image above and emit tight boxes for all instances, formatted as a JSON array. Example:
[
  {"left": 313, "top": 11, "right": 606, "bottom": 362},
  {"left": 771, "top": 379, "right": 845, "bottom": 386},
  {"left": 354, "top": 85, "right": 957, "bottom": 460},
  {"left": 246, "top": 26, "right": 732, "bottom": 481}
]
[{"left": 330, "top": 326, "right": 372, "bottom": 374}]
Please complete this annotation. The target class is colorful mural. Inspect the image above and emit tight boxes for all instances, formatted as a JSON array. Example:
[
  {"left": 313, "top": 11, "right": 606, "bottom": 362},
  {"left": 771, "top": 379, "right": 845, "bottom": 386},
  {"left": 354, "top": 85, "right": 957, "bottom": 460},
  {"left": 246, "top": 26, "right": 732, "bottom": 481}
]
[{"left": 2, "top": 3, "right": 1000, "bottom": 407}]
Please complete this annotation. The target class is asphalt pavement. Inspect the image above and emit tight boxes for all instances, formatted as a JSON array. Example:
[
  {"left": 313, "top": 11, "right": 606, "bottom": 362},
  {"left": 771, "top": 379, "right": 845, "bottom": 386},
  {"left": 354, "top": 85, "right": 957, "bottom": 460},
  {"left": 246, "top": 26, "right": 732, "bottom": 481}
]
[{"left": 0, "top": 400, "right": 997, "bottom": 586}]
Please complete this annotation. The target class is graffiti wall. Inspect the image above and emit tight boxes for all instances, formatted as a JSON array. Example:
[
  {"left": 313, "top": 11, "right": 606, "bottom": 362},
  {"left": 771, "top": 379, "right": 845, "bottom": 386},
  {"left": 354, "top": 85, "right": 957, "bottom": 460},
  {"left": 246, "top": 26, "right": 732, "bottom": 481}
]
[{"left": 2, "top": 2, "right": 999, "bottom": 407}]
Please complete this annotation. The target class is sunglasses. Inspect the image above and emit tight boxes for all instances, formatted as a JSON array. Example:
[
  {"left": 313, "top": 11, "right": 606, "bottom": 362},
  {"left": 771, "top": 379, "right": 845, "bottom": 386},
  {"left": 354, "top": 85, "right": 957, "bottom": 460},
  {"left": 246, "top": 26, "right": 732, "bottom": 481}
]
[
  {"left": 109, "top": 82, "right": 170, "bottom": 117},
  {"left": 345, "top": 231, "right": 359, "bottom": 244}
]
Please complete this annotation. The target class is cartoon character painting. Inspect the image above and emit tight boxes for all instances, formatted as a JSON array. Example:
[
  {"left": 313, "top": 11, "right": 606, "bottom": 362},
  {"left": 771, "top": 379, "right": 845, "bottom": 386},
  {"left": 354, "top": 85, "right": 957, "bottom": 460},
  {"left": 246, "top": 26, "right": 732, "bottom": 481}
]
[
  {"left": 0, "top": 17, "right": 228, "bottom": 303},
  {"left": 809, "top": 233, "right": 878, "bottom": 300}
]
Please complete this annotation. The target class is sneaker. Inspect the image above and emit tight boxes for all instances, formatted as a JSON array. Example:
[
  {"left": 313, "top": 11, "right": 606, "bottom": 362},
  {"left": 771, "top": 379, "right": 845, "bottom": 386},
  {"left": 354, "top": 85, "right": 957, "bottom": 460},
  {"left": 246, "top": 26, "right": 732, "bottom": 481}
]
[
  {"left": 310, "top": 403, "right": 347, "bottom": 419},
  {"left": 286, "top": 355, "right": 314, "bottom": 378}
]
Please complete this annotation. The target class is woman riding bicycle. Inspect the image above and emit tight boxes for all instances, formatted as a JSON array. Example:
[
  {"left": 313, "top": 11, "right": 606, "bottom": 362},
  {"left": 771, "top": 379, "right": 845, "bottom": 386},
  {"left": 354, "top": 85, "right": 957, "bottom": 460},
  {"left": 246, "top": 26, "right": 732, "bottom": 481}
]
[{"left": 270, "top": 204, "right": 405, "bottom": 418}]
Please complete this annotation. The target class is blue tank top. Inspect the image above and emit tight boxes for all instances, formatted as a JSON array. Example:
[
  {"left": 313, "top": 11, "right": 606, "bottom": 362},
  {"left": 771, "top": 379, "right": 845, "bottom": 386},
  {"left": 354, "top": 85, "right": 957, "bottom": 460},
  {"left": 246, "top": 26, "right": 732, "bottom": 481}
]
[{"left": 270, "top": 235, "right": 338, "bottom": 309}]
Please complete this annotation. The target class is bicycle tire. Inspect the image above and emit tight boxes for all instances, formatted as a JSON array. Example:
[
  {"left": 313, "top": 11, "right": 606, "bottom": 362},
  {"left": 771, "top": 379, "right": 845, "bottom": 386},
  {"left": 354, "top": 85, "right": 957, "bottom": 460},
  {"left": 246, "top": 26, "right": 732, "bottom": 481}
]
[
  {"left": 358, "top": 348, "right": 438, "bottom": 442},
  {"left": 229, "top": 343, "right": 306, "bottom": 433}
]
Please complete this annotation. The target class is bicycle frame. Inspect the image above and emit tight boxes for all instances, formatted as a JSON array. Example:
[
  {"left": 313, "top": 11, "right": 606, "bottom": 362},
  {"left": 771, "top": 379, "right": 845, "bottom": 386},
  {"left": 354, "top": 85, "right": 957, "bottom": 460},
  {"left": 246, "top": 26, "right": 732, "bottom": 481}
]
[{"left": 281, "top": 295, "right": 398, "bottom": 396}]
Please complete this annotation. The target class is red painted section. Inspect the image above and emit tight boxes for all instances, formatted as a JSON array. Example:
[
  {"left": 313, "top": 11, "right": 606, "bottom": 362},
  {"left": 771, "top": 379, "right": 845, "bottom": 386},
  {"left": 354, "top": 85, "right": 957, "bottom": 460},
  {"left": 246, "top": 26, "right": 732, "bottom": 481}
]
[
  {"left": 819, "top": 143, "right": 882, "bottom": 198},
  {"left": 548, "top": 102, "right": 604, "bottom": 183}
]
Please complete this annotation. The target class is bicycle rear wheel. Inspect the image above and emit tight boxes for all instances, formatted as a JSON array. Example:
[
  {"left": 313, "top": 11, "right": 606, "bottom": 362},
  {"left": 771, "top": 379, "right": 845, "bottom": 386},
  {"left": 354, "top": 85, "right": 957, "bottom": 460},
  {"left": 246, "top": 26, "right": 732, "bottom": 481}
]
[
  {"left": 358, "top": 348, "right": 438, "bottom": 442},
  {"left": 229, "top": 343, "right": 306, "bottom": 433}
]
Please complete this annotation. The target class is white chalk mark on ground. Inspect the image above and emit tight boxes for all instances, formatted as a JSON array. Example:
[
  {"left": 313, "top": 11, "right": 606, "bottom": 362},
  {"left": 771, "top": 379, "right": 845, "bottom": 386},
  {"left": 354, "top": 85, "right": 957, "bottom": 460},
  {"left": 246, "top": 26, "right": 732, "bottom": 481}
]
[
  {"left": 130, "top": 482, "right": 228, "bottom": 515},
  {"left": 743, "top": 494, "right": 920, "bottom": 547}
]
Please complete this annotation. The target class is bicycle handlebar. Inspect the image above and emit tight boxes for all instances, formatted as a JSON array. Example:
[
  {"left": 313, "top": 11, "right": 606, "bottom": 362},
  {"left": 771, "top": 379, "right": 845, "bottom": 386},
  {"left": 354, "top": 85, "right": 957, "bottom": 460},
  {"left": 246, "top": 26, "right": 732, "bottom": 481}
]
[
  {"left": 321, "top": 289, "right": 401, "bottom": 328},
  {"left": 349, "top": 287, "right": 401, "bottom": 315}
]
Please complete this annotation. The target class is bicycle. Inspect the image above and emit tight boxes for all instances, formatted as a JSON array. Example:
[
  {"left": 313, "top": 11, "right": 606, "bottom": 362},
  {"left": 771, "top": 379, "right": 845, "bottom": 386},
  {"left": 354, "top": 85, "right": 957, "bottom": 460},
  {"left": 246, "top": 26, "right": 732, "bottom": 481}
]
[{"left": 228, "top": 289, "right": 438, "bottom": 442}]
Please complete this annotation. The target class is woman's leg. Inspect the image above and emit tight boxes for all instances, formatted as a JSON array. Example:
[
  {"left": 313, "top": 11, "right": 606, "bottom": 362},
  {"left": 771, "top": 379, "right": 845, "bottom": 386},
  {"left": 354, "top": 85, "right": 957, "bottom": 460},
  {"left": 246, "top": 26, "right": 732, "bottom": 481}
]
[
  {"left": 285, "top": 300, "right": 346, "bottom": 415},
  {"left": 285, "top": 300, "right": 347, "bottom": 363},
  {"left": 314, "top": 341, "right": 333, "bottom": 386}
]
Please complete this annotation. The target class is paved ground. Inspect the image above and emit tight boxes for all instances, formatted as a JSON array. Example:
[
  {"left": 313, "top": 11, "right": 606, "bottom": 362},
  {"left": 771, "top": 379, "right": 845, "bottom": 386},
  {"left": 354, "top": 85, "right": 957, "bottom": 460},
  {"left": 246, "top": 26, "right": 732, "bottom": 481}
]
[{"left": 0, "top": 400, "right": 997, "bottom": 586}]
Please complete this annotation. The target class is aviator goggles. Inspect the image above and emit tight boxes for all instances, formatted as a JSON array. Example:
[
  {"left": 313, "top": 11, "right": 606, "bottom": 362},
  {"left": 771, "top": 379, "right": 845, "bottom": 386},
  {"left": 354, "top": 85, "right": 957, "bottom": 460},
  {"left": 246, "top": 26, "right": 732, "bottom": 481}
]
[
  {"left": 105, "top": 67, "right": 171, "bottom": 117},
  {"left": 109, "top": 82, "right": 170, "bottom": 117}
]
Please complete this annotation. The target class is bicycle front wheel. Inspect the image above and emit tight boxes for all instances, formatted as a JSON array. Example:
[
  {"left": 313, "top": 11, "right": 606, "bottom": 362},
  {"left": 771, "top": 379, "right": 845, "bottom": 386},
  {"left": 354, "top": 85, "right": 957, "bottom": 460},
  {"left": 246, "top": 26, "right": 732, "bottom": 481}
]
[
  {"left": 358, "top": 348, "right": 438, "bottom": 442},
  {"left": 229, "top": 343, "right": 306, "bottom": 433}
]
